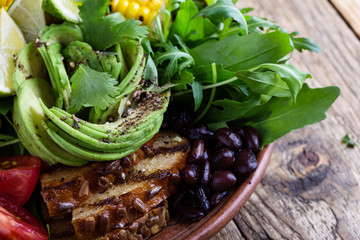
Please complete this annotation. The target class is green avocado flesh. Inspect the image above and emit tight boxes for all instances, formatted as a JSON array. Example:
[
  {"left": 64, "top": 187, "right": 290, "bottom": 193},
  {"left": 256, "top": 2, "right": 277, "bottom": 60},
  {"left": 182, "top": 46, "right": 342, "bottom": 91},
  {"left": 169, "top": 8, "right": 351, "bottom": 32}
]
[{"left": 12, "top": 23, "right": 170, "bottom": 166}]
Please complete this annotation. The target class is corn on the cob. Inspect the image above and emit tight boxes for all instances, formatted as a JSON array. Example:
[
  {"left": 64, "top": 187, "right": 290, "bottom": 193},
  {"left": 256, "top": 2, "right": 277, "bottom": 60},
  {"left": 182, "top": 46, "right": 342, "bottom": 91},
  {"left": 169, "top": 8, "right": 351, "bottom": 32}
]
[
  {"left": 110, "top": 0, "right": 162, "bottom": 25},
  {"left": 0, "top": 0, "right": 13, "bottom": 10}
]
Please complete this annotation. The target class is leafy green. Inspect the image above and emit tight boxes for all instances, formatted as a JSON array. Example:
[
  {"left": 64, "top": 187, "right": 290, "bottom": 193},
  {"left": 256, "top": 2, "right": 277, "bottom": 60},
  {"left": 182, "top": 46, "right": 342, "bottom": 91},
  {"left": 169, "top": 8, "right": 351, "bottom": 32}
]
[
  {"left": 169, "top": 0, "right": 204, "bottom": 42},
  {"left": 154, "top": 42, "right": 194, "bottom": 80},
  {"left": 68, "top": 65, "right": 119, "bottom": 114},
  {"left": 231, "top": 84, "right": 340, "bottom": 146},
  {"left": 236, "top": 71, "right": 291, "bottom": 97},
  {"left": 191, "top": 81, "right": 203, "bottom": 111},
  {"left": 189, "top": 31, "right": 293, "bottom": 71},
  {"left": 79, "top": 0, "right": 148, "bottom": 50},
  {"left": 0, "top": 134, "right": 20, "bottom": 148},
  {"left": 342, "top": 134, "right": 357, "bottom": 148},
  {"left": 194, "top": 0, "right": 248, "bottom": 33},
  {"left": 250, "top": 63, "right": 311, "bottom": 101},
  {"left": 246, "top": 16, "right": 279, "bottom": 32},
  {"left": 290, "top": 32, "right": 321, "bottom": 53}
]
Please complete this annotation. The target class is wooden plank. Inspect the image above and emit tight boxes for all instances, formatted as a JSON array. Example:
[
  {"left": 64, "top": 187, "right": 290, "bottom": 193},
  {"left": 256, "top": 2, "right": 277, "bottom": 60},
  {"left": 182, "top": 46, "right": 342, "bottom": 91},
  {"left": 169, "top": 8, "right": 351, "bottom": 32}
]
[
  {"left": 330, "top": 0, "right": 360, "bottom": 38},
  {"left": 211, "top": 0, "right": 360, "bottom": 239}
]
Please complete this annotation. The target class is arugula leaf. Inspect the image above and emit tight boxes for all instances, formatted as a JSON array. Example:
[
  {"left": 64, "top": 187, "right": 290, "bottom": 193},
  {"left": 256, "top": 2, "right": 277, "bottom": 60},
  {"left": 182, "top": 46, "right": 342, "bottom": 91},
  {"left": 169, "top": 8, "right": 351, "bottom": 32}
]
[
  {"left": 290, "top": 32, "right": 321, "bottom": 53},
  {"left": 342, "top": 134, "right": 357, "bottom": 148},
  {"left": 194, "top": 0, "right": 248, "bottom": 34},
  {"left": 250, "top": 63, "right": 311, "bottom": 101},
  {"left": 0, "top": 134, "right": 20, "bottom": 148},
  {"left": 79, "top": 0, "right": 148, "bottom": 50},
  {"left": 247, "top": 63, "right": 311, "bottom": 101},
  {"left": 171, "top": 70, "right": 194, "bottom": 91},
  {"left": 232, "top": 84, "right": 340, "bottom": 147},
  {"left": 191, "top": 81, "right": 203, "bottom": 111},
  {"left": 246, "top": 16, "right": 279, "bottom": 32},
  {"left": 0, "top": 97, "right": 13, "bottom": 115},
  {"left": 154, "top": 42, "right": 194, "bottom": 79},
  {"left": 143, "top": 56, "right": 158, "bottom": 85},
  {"left": 169, "top": 0, "right": 204, "bottom": 42},
  {"left": 68, "top": 65, "right": 119, "bottom": 114},
  {"left": 190, "top": 64, "right": 235, "bottom": 84},
  {"left": 189, "top": 31, "right": 293, "bottom": 71},
  {"left": 236, "top": 71, "right": 291, "bottom": 97},
  {"left": 206, "top": 94, "right": 261, "bottom": 123}
]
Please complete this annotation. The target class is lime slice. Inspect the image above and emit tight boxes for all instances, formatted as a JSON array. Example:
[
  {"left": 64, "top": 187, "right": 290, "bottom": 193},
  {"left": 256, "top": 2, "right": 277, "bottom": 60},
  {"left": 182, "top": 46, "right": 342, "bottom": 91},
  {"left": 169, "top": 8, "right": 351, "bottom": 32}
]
[
  {"left": 7, "top": 0, "right": 46, "bottom": 42},
  {"left": 42, "top": 0, "right": 81, "bottom": 23},
  {"left": 0, "top": 7, "right": 26, "bottom": 97}
]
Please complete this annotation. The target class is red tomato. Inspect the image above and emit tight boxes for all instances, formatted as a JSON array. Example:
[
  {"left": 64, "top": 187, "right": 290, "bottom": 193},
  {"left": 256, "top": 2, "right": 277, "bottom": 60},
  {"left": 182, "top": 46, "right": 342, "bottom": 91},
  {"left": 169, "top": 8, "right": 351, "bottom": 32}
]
[
  {"left": 0, "top": 155, "right": 41, "bottom": 206},
  {"left": 0, "top": 195, "right": 48, "bottom": 240}
]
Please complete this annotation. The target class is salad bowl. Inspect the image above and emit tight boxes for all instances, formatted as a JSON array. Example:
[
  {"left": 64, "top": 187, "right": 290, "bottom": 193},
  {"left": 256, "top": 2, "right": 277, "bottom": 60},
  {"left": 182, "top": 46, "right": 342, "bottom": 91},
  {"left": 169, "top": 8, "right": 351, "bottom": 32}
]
[{"left": 151, "top": 142, "right": 275, "bottom": 240}]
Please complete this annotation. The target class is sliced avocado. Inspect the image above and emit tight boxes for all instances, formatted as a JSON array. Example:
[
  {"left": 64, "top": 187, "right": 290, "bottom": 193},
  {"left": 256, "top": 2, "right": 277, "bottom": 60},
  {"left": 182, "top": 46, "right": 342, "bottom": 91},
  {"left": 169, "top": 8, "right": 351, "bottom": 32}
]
[
  {"left": 37, "top": 23, "right": 84, "bottom": 109},
  {"left": 40, "top": 91, "right": 170, "bottom": 160},
  {"left": 62, "top": 41, "right": 103, "bottom": 75},
  {"left": 12, "top": 42, "right": 47, "bottom": 94},
  {"left": 13, "top": 78, "right": 88, "bottom": 166},
  {"left": 89, "top": 40, "right": 146, "bottom": 123},
  {"left": 99, "top": 43, "right": 127, "bottom": 80}
]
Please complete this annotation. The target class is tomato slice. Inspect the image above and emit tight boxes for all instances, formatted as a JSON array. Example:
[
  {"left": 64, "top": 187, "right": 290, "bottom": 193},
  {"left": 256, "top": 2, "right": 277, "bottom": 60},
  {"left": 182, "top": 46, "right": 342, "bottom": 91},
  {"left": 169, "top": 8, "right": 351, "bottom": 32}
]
[
  {"left": 0, "top": 195, "right": 48, "bottom": 240},
  {"left": 0, "top": 155, "right": 41, "bottom": 206}
]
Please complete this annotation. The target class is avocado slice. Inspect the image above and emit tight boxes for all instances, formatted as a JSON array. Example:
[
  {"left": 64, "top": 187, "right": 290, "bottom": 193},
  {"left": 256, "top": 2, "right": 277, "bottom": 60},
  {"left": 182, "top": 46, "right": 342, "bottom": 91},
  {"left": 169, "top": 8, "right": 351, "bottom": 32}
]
[
  {"left": 36, "top": 22, "right": 84, "bottom": 109},
  {"left": 40, "top": 91, "right": 170, "bottom": 160},
  {"left": 12, "top": 42, "right": 47, "bottom": 94},
  {"left": 13, "top": 78, "right": 88, "bottom": 166}
]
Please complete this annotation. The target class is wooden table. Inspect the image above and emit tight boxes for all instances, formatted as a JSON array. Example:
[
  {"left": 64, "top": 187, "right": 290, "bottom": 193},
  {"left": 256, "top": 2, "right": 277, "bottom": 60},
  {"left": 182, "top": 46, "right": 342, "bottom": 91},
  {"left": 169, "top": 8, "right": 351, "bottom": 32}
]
[{"left": 212, "top": 0, "right": 360, "bottom": 239}]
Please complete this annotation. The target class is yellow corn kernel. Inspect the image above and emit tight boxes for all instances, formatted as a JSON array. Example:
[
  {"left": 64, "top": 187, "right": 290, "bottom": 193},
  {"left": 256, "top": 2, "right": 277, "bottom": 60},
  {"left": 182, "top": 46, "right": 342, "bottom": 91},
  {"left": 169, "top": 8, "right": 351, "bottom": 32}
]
[
  {"left": 124, "top": 1, "right": 140, "bottom": 19},
  {"left": 110, "top": 0, "right": 163, "bottom": 25},
  {"left": 0, "top": 0, "right": 13, "bottom": 10},
  {"left": 147, "top": 0, "right": 162, "bottom": 11},
  {"left": 135, "top": 6, "right": 150, "bottom": 24}
]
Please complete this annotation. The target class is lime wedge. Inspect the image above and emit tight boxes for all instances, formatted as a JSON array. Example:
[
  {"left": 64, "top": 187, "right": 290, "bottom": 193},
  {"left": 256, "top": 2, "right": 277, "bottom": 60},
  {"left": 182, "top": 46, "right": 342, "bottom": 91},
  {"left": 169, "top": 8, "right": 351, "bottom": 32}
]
[
  {"left": 7, "top": 0, "right": 46, "bottom": 42},
  {"left": 0, "top": 7, "right": 26, "bottom": 97},
  {"left": 42, "top": 0, "right": 81, "bottom": 23}
]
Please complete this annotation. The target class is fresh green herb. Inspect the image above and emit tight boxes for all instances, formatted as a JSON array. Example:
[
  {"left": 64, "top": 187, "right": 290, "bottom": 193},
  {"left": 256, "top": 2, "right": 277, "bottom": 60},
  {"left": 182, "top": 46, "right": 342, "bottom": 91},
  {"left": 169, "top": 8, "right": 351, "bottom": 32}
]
[
  {"left": 290, "top": 31, "right": 322, "bottom": 53},
  {"left": 150, "top": 0, "right": 339, "bottom": 147},
  {"left": 68, "top": 65, "right": 119, "bottom": 114},
  {"left": 79, "top": 0, "right": 148, "bottom": 50},
  {"left": 342, "top": 134, "right": 357, "bottom": 148},
  {"left": 0, "top": 134, "right": 20, "bottom": 148}
]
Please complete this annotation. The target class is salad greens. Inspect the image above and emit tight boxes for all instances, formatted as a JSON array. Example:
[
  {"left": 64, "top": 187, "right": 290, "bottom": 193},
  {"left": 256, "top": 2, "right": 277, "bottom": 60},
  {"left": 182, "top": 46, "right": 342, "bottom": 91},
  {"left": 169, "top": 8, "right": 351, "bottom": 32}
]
[
  {"left": 148, "top": 0, "right": 339, "bottom": 147},
  {"left": 0, "top": 0, "right": 340, "bottom": 158}
]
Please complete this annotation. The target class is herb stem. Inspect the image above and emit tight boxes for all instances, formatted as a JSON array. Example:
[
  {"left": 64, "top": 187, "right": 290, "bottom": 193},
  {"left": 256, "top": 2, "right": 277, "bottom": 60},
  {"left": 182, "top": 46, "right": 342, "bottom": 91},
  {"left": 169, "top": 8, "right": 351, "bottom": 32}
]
[
  {"left": 194, "top": 63, "right": 217, "bottom": 124},
  {"left": 172, "top": 76, "right": 238, "bottom": 97},
  {"left": 155, "top": 16, "right": 165, "bottom": 43}
]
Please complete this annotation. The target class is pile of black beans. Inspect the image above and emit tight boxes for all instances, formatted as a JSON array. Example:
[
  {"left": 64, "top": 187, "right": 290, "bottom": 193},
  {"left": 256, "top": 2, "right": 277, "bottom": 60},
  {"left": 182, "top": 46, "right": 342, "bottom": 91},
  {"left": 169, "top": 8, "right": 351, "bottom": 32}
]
[{"left": 168, "top": 123, "right": 261, "bottom": 222}]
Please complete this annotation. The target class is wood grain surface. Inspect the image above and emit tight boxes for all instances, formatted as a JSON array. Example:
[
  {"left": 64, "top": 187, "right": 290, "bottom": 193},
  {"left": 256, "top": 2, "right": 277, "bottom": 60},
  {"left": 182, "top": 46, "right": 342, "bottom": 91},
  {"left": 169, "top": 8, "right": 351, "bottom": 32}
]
[{"left": 211, "top": 0, "right": 360, "bottom": 239}]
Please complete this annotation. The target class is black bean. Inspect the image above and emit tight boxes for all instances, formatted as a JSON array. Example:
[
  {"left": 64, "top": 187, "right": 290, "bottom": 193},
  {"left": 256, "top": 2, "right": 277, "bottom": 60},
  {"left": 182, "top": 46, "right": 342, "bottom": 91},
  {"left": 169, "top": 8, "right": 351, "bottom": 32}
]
[
  {"left": 181, "top": 165, "right": 199, "bottom": 188},
  {"left": 199, "top": 159, "right": 211, "bottom": 187},
  {"left": 171, "top": 190, "right": 186, "bottom": 211},
  {"left": 120, "top": 156, "right": 132, "bottom": 169},
  {"left": 188, "top": 140, "right": 205, "bottom": 164},
  {"left": 196, "top": 188, "right": 211, "bottom": 212},
  {"left": 186, "top": 125, "right": 215, "bottom": 143},
  {"left": 210, "top": 171, "right": 237, "bottom": 192},
  {"left": 215, "top": 128, "right": 242, "bottom": 150},
  {"left": 179, "top": 206, "right": 205, "bottom": 222},
  {"left": 210, "top": 191, "right": 228, "bottom": 207},
  {"left": 212, "top": 148, "right": 235, "bottom": 170},
  {"left": 170, "top": 173, "right": 181, "bottom": 186},
  {"left": 233, "top": 149, "right": 258, "bottom": 177},
  {"left": 234, "top": 126, "right": 260, "bottom": 153},
  {"left": 166, "top": 107, "right": 193, "bottom": 133}
]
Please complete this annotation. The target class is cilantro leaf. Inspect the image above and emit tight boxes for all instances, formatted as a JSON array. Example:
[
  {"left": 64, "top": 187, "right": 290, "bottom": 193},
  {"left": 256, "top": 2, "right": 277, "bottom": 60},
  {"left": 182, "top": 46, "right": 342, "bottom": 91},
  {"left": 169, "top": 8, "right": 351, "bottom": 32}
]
[
  {"left": 68, "top": 65, "right": 119, "bottom": 114},
  {"left": 290, "top": 32, "right": 321, "bottom": 53},
  {"left": 342, "top": 134, "right": 357, "bottom": 148},
  {"left": 194, "top": 0, "right": 248, "bottom": 34},
  {"left": 79, "top": 0, "right": 148, "bottom": 50}
]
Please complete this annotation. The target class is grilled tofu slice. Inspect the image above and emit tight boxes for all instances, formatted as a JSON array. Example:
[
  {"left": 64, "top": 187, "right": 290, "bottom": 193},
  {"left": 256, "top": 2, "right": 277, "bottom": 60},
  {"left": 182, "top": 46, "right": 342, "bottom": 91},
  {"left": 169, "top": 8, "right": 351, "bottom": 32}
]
[{"left": 40, "top": 131, "right": 189, "bottom": 239}]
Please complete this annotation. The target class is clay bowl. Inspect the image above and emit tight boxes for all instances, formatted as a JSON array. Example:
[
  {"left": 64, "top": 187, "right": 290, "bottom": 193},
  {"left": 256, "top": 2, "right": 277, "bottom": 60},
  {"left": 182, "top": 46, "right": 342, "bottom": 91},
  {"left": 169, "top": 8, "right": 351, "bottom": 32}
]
[{"left": 151, "top": 142, "right": 275, "bottom": 240}]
